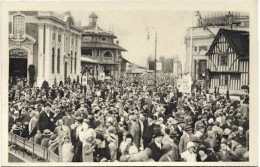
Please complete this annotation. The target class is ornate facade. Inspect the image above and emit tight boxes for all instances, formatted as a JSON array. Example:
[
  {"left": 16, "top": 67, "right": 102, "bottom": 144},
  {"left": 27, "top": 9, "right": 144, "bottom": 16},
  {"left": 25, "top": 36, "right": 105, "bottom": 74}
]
[
  {"left": 9, "top": 11, "right": 82, "bottom": 87},
  {"left": 81, "top": 12, "right": 127, "bottom": 80}
]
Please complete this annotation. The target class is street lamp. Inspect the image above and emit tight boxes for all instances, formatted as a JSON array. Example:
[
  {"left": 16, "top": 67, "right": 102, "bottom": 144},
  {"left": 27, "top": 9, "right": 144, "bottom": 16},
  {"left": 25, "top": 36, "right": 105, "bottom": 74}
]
[{"left": 146, "top": 26, "right": 157, "bottom": 88}]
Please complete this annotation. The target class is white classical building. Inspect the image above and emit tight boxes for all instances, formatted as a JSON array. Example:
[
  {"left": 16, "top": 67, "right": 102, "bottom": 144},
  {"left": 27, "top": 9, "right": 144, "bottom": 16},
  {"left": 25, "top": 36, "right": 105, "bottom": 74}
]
[
  {"left": 9, "top": 11, "right": 82, "bottom": 87},
  {"left": 184, "top": 11, "right": 249, "bottom": 81}
]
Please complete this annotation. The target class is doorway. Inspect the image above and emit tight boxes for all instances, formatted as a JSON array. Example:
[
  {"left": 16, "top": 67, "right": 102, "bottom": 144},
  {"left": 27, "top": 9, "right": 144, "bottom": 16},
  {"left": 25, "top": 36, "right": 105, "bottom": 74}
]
[{"left": 9, "top": 58, "right": 27, "bottom": 78}]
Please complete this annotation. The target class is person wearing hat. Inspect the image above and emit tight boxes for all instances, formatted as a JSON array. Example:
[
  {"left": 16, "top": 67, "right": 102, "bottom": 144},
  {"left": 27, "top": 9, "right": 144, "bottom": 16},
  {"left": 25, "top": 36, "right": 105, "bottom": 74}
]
[
  {"left": 62, "top": 136, "right": 74, "bottom": 162},
  {"left": 143, "top": 114, "right": 156, "bottom": 149},
  {"left": 41, "top": 129, "right": 52, "bottom": 149},
  {"left": 48, "top": 134, "right": 59, "bottom": 155},
  {"left": 93, "top": 134, "right": 110, "bottom": 162},
  {"left": 130, "top": 115, "right": 141, "bottom": 150},
  {"left": 54, "top": 119, "right": 70, "bottom": 155},
  {"left": 217, "top": 142, "right": 239, "bottom": 161},
  {"left": 180, "top": 141, "right": 196, "bottom": 162},
  {"left": 231, "top": 137, "right": 247, "bottom": 161},
  {"left": 37, "top": 102, "right": 56, "bottom": 133},
  {"left": 120, "top": 133, "right": 138, "bottom": 156},
  {"left": 222, "top": 115, "right": 233, "bottom": 130},
  {"left": 175, "top": 118, "right": 185, "bottom": 142},
  {"left": 145, "top": 130, "right": 164, "bottom": 161},
  {"left": 11, "top": 122, "right": 23, "bottom": 136},
  {"left": 179, "top": 125, "right": 193, "bottom": 154},
  {"left": 63, "top": 109, "right": 76, "bottom": 129}
]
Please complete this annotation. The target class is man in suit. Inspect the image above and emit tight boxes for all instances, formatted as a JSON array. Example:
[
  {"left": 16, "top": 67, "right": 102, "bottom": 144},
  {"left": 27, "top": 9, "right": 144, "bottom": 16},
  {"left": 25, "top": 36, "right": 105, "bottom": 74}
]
[
  {"left": 37, "top": 103, "right": 55, "bottom": 133},
  {"left": 222, "top": 115, "right": 233, "bottom": 130},
  {"left": 146, "top": 131, "right": 164, "bottom": 161},
  {"left": 130, "top": 115, "right": 141, "bottom": 149},
  {"left": 179, "top": 125, "right": 193, "bottom": 154}
]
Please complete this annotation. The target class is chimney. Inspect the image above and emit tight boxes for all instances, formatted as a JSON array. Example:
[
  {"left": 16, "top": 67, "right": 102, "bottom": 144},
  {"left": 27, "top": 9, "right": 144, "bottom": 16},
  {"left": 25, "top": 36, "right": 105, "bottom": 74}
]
[{"left": 116, "top": 40, "right": 119, "bottom": 45}]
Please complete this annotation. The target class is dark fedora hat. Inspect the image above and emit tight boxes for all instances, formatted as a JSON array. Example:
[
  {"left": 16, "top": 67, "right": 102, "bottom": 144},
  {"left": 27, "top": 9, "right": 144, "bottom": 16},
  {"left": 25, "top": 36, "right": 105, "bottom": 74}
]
[{"left": 153, "top": 131, "right": 163, "bottom": 138}]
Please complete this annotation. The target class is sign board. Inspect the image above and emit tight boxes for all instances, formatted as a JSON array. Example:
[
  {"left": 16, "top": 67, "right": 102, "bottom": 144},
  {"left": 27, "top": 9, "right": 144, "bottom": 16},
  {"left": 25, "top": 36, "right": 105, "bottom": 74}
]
[
  {"left": 148, "top": 61, "right": 162, "bottom": 71},
  {"left": 82, "top": 73, "right": 88, "bottom": 86},
  {"left": 178, "top": 74, "right": 192, "bottom": 93},
  {"left": 156, "top": 62, "right": 162, "bottom": 71}
]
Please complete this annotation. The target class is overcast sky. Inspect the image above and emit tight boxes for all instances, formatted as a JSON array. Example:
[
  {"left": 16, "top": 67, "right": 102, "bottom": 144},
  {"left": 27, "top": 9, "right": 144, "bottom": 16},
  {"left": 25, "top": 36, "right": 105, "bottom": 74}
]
[{"left": 66, "top": 11, "right": 193, "bottom": 67}]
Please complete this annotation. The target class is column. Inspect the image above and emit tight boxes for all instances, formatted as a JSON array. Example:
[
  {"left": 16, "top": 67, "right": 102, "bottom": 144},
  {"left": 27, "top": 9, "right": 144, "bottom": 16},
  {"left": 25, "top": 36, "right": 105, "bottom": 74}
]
[
  {"left": 60, "top": 28, "right": 65, "bottom": 83},
  {"left": 44, "top": 24, "right": 52, "bottom": 85},
  {"left": 37, "top": 23, "right": 44, "bottom": 87}
]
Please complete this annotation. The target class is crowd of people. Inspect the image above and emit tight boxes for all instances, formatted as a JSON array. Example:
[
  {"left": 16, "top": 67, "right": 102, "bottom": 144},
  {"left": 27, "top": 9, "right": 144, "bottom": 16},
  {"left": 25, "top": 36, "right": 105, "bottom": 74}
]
[{"left": 8, "top": 74, "right": 249, "bottom": 162}]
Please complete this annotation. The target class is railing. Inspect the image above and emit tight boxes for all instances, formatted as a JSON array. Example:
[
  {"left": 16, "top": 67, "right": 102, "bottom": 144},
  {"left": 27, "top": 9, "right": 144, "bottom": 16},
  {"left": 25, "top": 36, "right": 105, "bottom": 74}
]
[{"left": 9, "top": 133, "right": 62, "bottom": 162}]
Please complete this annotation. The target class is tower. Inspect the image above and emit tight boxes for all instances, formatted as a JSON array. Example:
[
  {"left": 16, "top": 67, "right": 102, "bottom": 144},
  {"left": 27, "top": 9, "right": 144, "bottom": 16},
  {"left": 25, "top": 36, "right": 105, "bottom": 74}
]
[{"left": 89, "top": 12, "right": 98, "bottom": 27}]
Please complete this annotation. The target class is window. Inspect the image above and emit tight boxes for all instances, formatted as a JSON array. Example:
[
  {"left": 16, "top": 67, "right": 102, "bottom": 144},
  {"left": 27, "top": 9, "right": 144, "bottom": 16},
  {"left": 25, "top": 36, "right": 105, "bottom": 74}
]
[
  {"left": 219, "top": 54, "right": 228, "bottom": 66},
  {"left": 71, "top": 38, "right": 74, "bottom": 45},
  {"left": 199, "top": 46, "right": 207, "bottom": 51},
  {"left": 52, "top": 33, "right": 56, "bottom": 41},
  {"left": 74, "top": 52, "right": 77, "bottom": 73},
  {"left": 243, "top": 21, "right": 249, "bottom": 27},
  {"left": 57, "top": 49, "right": 60, "bottom": 73},
  {"left": 220, "top": 74, "right": 229, "bottom": 86},
  {"left": 81, "top": 49, "right": 92, "bottom": 56},
  {"left": 52, "top": 48, "right": 55, "bottom": 73},
  {"left": 13, "top": 14, "right": 25, "bottom": 38},
  {"left": 102, "top": 37, "right": 107, "bottom": 41},
  {"left": 71, "top": 51, "right": 73, "bottom": 73},
  {"left": 194, "top": 46, "right": 197, "bottom": 52},
  {"left": 104, "top": 51, "right": 112, "bottom": 58},
  {"left": 75, "top": 38, "right": 77, "bottom": 46},
  {"left": 58, "top": 34, "right": 61, "bottom": 42}
]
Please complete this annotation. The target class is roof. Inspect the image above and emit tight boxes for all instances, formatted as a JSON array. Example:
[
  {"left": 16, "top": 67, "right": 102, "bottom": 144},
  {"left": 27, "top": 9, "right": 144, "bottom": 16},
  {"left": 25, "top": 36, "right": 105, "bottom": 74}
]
[
  {"left": 82, "top": 42, "right": 127, "bottom": 51},
  {"left": 206, "top": 28, "right": 249, "bottom": 59},
  {"left": 81, "top": 57, "right": 98, "bottom": 64}
]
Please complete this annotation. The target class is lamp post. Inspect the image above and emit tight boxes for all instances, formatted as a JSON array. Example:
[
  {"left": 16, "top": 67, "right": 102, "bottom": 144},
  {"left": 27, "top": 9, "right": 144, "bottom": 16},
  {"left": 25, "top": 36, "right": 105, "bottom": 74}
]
[{"left": 146, "top": 26, "right": 157, "bottom": 88}]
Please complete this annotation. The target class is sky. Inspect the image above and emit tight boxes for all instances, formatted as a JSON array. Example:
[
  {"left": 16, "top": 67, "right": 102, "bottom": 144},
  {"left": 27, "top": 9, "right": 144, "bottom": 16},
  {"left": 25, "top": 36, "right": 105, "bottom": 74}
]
[{"left": 66, "top": 11, "right": 193, "bottom": 67}]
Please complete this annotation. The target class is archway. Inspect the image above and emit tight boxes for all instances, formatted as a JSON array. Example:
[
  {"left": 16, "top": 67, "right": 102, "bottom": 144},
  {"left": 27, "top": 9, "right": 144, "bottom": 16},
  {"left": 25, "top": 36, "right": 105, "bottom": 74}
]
[{"left": 9, "top": 49, "right": 28, "bottom": 79}]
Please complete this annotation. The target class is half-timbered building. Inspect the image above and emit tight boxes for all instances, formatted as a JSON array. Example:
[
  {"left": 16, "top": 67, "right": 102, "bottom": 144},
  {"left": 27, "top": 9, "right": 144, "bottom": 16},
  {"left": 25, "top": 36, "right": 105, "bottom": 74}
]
[{"left": 206, "top": 28, "right": 249, "bottom": 94}]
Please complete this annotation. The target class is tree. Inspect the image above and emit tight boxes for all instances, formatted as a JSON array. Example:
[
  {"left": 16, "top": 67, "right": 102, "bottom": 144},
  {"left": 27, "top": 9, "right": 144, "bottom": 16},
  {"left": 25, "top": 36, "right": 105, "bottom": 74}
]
[{"left": 28, "top": 64, "right": 35, "bottom": 87}]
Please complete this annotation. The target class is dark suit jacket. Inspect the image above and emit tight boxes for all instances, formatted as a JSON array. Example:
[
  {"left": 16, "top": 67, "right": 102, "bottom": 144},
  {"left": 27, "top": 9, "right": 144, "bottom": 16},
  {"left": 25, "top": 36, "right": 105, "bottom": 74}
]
[
  {"left": 37, "top": 111, "right": 55, "bottom": 133},
  {"left": 147, "top": 142, "right": 164, "bottom": 162},
  {"left": 222, "top": 123, "right": 232, "bottom": 130}
]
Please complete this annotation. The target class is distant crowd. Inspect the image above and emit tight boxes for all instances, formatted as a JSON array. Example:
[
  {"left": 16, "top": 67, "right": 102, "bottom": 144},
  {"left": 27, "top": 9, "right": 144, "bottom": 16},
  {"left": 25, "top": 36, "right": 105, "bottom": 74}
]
[{"left": 9, "top": 74, "right": 249, "bottom": 162}]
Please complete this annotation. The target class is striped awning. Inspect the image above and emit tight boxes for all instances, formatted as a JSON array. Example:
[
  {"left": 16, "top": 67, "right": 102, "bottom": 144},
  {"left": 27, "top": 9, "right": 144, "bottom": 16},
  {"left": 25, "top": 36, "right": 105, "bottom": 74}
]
[{"left": 81, "top": 57, "right": 98, "bottom": 64}]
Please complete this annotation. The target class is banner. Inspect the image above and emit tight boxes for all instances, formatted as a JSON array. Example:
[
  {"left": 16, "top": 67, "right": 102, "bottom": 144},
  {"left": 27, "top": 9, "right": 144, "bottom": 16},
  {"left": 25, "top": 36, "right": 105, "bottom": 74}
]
[{"left": 179, "top": 74, "right": 192, "bottom": 93}]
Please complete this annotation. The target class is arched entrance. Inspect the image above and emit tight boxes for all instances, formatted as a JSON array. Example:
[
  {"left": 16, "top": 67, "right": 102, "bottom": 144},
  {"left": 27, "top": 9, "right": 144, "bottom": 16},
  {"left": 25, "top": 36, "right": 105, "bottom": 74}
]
[{"left": 9, "top": 49, "right": 28, "bottom": 79}]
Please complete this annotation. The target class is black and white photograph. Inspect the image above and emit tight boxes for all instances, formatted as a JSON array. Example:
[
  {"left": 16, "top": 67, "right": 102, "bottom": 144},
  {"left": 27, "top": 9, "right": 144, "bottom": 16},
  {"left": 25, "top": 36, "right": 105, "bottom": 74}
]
[{"left": 1, "top": 0, "right": 258, "bottom": 166}]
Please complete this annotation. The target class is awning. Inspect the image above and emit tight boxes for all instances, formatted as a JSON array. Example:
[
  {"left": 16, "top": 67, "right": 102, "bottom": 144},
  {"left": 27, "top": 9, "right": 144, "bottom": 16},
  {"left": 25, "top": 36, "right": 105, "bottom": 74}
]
[{"left": 81, "top": 57, "right": 98, "bottom": 64}]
